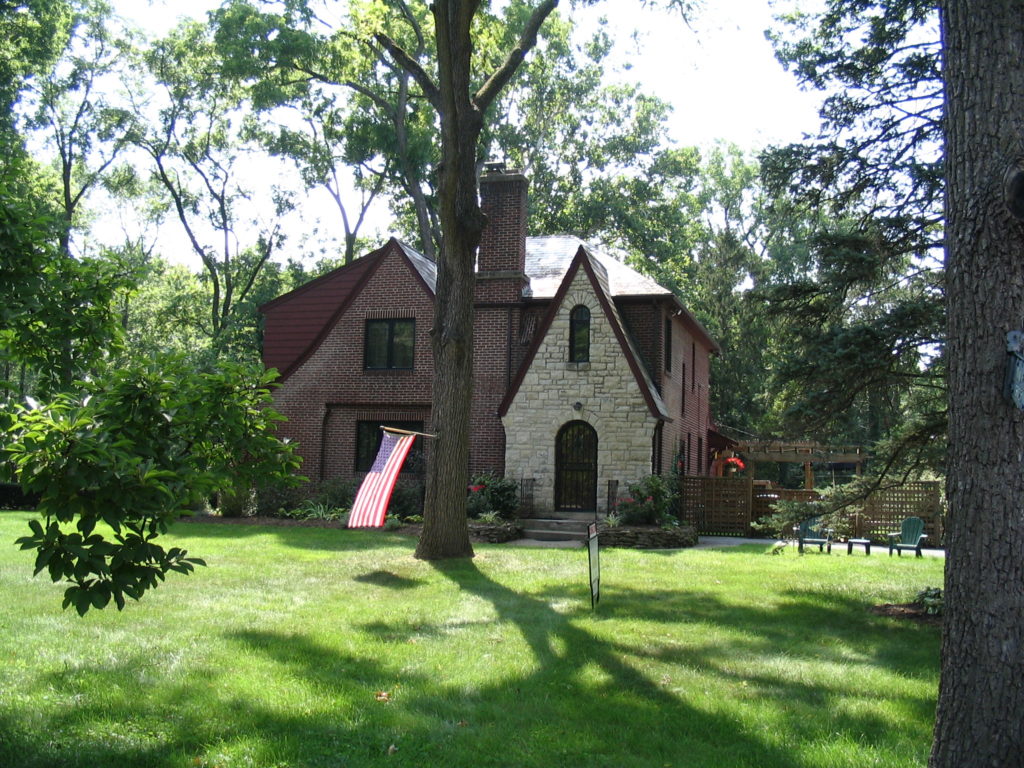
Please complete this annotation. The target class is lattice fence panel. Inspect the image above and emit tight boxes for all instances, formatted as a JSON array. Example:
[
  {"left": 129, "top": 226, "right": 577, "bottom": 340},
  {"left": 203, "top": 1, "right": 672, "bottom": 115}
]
[
  {"left": 681, "top": 476, "right": 753, "bottom": 536},
  {"left": 751, "top": 488, "right": 819, "bottom": 524},
  {"left": 681, "top": 477, "right": 942, "bottom": 543},
  {"left": 859, "top": 482, "right": 942, "bottom": 543}
]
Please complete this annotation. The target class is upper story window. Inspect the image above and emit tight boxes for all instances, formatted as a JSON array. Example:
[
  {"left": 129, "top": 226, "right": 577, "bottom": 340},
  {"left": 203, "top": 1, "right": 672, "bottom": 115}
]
[
  {"left": 364, "top": 318, "right": 415, "bottom": 370},
  {"left": 569, "top": 305, "right": 591, "bottom": 362}
]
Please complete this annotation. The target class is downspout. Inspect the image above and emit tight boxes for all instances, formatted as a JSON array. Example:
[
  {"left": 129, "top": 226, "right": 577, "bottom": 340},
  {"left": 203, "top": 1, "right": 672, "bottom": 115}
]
[{"left": 318, "top": 406, "right": 331, "bottom": 484}]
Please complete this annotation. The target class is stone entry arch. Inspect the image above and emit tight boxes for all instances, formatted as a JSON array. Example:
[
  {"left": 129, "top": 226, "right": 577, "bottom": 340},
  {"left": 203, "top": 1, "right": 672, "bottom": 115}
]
[{"left": 555, "top": 421, "right": 598, "bottom": 511}]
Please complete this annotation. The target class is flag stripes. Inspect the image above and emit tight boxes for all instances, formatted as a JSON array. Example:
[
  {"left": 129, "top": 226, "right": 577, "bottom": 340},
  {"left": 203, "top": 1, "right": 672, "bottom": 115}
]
[{"left": 347, "top": 431, "right": 417, "bottom": 528}]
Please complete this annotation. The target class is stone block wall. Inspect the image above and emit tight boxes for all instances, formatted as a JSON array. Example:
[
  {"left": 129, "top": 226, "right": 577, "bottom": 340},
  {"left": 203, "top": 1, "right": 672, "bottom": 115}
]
[{"left": 503, "top": 269, "right": 658, "bottom": 514}]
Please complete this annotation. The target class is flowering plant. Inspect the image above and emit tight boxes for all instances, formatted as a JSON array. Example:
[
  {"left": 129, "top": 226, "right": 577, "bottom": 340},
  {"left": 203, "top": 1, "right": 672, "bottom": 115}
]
[
  {"left": 615, "top": 475, "right": 677, "bottom": 525},
  {"left": 465, "top": 474, "right": 519, "bottom": 519},
  {"left": 724, "top": 456, "right": 746, "bottom": 471}
]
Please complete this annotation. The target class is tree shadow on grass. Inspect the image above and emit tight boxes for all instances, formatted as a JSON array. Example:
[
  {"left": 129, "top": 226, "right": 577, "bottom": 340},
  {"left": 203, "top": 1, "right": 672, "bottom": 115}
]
[
  {"left": 353, "top": 569, "right": 425, "bottom": 589},
  {"left": 430, "top": 559, "right": 936, "bottom": 765},
  {"left": 0, "top": 548, "right": 937, "bottom": 768}
]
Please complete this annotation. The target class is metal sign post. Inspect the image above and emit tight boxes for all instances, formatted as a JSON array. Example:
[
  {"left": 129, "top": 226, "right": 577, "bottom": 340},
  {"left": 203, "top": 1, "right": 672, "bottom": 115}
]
[{"left": 587, "top": 522, "right": 600, "bottom": 609}]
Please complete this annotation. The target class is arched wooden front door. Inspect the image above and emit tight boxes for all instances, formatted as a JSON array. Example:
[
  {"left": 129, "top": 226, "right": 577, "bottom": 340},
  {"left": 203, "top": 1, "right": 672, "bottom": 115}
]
[{"left": 555, "top": 421, "right": 598, "bottom": 511}]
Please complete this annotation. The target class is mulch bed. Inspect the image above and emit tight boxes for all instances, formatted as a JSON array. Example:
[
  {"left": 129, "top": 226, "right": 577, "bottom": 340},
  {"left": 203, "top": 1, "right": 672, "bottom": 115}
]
[{"left": 870, "top": 602, "right": 942, "bottom": 626}]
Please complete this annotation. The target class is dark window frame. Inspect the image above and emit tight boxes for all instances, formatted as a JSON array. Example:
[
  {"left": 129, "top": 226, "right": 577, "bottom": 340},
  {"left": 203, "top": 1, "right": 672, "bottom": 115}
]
[
  {"left": 364, "top": 318, "right": 415, "bottom": 370},
  {"left": 355, "top": 420, "right": 425, "bottom": 472},
  {"left": 569, "top": 305, "right": 591, "bottom": 363}
]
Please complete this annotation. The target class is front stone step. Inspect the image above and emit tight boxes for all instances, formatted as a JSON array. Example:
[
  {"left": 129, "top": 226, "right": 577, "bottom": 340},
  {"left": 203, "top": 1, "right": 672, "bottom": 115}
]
[{"left": 519, "top": 516, "right": 595, "bottom": 542}]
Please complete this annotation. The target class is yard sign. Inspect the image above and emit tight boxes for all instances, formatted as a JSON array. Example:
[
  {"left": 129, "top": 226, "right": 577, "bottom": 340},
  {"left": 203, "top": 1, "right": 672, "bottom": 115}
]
[{"left": 588, "top": 522, "right": 600, "bottom": 608}]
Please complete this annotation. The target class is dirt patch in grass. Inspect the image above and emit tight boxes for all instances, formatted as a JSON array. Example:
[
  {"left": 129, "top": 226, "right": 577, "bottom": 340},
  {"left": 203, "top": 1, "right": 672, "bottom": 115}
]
[{"left": 870, "top": 602, "right": 942, "bottom": 626}]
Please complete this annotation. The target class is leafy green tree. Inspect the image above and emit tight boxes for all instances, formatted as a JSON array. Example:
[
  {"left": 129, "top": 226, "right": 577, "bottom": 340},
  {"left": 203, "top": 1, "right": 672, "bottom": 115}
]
[
  {"left": 767, "top": 0, "right": 942, "bottom": 246},
  {"left": 373, "top": 0, "right": 693, "bottom": 559},
  {"left": 760, "top": 0, "right": 945, "bottom": 479},
  {"left": 18, "top": 0, "right": 136, "bottom": 258},
  {"left": 0, "top": 145, "right": 131, "bottom": 397},
  {"left": 128, "top": 19, "right": 293, "bottom": 349},
  {"left": 0, "top": 1, "right": 73, "bottom": 131},
  {"left": 5, "top": 356, "right": 300, "bottom": 615}
]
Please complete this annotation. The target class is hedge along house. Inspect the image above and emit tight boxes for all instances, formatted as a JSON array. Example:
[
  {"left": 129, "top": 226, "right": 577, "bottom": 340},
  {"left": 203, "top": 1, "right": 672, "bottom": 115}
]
[{"left": 259, "top": 166, "right": 720, "bottom": 516}]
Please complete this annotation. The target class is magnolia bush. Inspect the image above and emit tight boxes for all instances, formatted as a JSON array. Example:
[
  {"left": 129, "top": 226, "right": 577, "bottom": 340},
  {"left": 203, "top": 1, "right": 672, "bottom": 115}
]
[{"left": 4, "top": 356, "right": 301, "bottom": 614}]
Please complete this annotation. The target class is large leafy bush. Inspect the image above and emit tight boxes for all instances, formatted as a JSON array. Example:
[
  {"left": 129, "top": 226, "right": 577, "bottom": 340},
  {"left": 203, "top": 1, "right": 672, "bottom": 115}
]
[{"left": 4, "top": 356, "right": 301, "bottom": 614}]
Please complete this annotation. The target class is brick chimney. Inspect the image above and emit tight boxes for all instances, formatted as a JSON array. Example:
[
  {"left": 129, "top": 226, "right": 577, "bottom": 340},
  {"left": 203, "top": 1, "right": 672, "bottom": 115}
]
[{"left": 476, "top": 163, "right": 529, "bottom": 304}]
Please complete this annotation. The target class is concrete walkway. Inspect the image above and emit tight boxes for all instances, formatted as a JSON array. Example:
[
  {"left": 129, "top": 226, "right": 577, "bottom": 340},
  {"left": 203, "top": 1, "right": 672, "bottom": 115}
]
[
  {"left": 694, "top": 535, "right": 946, "bottom": 557},
  {"left": 509, "top": 534, "right": 945, "bottom": 557}
]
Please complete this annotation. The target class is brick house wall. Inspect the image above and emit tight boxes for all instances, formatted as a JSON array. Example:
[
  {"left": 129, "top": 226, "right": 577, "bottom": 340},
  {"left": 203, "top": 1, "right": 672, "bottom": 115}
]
[
  {"left": 268, "top": 244, "right": 435, "bottom": 483},
  {"left": 262, "top": 168, "right": 720, "bottom": 505}
]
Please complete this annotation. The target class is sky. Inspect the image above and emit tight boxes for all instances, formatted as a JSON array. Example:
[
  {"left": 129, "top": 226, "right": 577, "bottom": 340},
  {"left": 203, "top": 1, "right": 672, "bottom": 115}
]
[
  {"left": 110, "top": 0, "right": 826, "bottom": 262},
  {"left": 126, "top": 0, "right": 823, "bottom": 149}
]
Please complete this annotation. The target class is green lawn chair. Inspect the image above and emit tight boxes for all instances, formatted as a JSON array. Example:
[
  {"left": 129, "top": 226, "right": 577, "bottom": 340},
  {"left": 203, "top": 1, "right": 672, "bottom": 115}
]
[
  {"left": 797, "top": 516, "right": 832, "bottom": 554},
  {"left": 888, "top": 516, "right": 927, "bottom": 557}
]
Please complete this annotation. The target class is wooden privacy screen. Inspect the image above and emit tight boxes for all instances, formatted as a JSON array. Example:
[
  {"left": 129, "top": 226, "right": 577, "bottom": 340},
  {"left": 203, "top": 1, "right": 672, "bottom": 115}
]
[{"left": 680, "top": 477, "right": 943, "bottom": 543}]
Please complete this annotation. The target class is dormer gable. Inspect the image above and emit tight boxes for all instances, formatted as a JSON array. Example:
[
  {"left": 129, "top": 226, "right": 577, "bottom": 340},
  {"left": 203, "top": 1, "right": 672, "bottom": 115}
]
[
  {"left": 259, "top": 238, "right": 434, "bottom": 380},
  {"left": 499, "top": 245, "right": 670, "bottom": 421}
]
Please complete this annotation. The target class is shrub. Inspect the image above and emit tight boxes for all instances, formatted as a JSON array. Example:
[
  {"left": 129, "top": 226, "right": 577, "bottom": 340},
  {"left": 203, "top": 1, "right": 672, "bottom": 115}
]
[
  {"left": 4, "top": 356, "right": 301, "bottom": 614},
  {"left": 616, "top": 475, "right": 677, "bottom": 525},
  {"left": 465, "top": 474, "right": 519, "bottom": 520},
  {"left": 255, "top": 479, "right": 304, "bottom": 517},
  {"left": 916, "top": 586, "right": 944, "bottom": 615},
  {"left": 313, "top": 477, "right": 359, "bottom": 510},
  {"left": 389, "top": 482, "right": 424, "bottom": 520},
  {"left": 280, "top": 500, "right": 347, "bottom": 523}
]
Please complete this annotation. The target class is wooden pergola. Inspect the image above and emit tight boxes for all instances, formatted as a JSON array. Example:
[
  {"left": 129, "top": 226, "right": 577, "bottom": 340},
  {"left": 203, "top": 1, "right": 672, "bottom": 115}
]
[{"left": 733, "top": 441, "right": 869, "bottom": 490}]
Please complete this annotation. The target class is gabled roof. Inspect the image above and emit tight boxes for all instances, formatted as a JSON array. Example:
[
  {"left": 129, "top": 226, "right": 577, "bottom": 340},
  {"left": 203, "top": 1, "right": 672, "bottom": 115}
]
[
  {"left": 261, "top": 233, "right": 718, "bottom": 381},
  {"left": 499, "top": 245, "right": 671, "bottom": 421},
  {"left": 524, "top": 236, "right": 719, "bottom": 354},
  {"left": 525, "top": 236, "right": 670, "bottom": 299},
  {"left": 259, "top": 238, "right": 433, "bottom": 378}
]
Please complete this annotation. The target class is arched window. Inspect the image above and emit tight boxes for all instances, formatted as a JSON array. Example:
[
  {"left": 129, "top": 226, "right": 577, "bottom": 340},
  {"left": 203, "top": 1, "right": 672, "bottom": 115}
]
[{"left": 569, "top": 305, "right": 590, "bottom": 362}]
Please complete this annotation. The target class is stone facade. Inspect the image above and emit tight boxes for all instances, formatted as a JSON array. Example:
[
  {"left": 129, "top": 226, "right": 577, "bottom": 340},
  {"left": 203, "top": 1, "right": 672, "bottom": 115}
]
[{"left": 503, "top": 268, "right": 658, "bottom": 515}]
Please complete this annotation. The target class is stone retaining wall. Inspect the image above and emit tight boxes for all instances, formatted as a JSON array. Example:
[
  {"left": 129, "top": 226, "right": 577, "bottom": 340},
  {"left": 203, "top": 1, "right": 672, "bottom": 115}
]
[{"left": 596, "top": 524, "right": 698, "bottom": 549}]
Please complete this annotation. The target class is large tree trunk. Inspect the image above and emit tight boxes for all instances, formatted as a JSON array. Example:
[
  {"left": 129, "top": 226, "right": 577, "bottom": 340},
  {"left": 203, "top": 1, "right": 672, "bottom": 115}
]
[
  {"left": 415, "top": 0, "right": 483, "bottom": 560},
  {"left": 931, "top": 3, "right": 1024, "bottom": 765}
]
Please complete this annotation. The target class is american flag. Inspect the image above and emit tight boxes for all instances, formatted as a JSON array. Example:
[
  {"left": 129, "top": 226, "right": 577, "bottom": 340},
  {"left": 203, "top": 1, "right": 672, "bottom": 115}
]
[{"left": 347, "top": 430, "right": 417, "bottom": 528}]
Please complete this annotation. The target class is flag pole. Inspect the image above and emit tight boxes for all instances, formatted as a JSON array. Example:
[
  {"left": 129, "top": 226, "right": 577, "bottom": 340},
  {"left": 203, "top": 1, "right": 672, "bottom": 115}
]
[{"left": 381, "top": 426, "right": 438, "bottom": 439}]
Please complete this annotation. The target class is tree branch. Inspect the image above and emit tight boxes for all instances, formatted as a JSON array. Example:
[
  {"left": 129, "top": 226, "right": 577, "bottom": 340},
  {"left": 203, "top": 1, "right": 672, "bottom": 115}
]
[
  {"left": 474, "top": 0, "right": 559, "bottom": 113},
  {"left": 374, "top": 32, "right": 440, "bottom": 110}
]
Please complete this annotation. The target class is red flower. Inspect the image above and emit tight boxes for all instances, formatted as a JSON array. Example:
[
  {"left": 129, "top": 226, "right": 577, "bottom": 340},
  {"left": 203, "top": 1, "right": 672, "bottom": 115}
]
[
  {"left": 468, "top": 484, "right": 485, "bottom": 493},
  {"left": 724, "top": 457, "right": 746, "bottom": 470}
]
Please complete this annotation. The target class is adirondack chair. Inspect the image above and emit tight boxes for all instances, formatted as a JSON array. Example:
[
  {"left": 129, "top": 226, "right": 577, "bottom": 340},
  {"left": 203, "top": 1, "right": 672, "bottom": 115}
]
[
  {"left": 888, "top": 516, "right": 927, "bottom": 557},
  {"left": 797, "top": 516, "right": 832, "bottom": 554}
]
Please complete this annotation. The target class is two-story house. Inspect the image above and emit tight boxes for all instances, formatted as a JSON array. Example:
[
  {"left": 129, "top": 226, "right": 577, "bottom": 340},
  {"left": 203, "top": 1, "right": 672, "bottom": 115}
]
[{"left": 259, "top": 167, "right": 720, "bottom": 515}]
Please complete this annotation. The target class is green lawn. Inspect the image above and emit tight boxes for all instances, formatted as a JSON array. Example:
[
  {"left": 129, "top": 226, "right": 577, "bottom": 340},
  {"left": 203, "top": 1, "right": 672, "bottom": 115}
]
[{"left": 0, "top": 512, "right": 943, "bottom": 768}]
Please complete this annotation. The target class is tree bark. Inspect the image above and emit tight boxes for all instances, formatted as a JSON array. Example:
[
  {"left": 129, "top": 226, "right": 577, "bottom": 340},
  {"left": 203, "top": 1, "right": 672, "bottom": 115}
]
[
  {"left": 931, "top": 2, "right": 1024, "bottom": 765},
  {"left": 411, "top": 0, "right": 559, "bottom": 560},
  {"left": 414, "top": 0, "right": 483, "bottom": 560}
]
